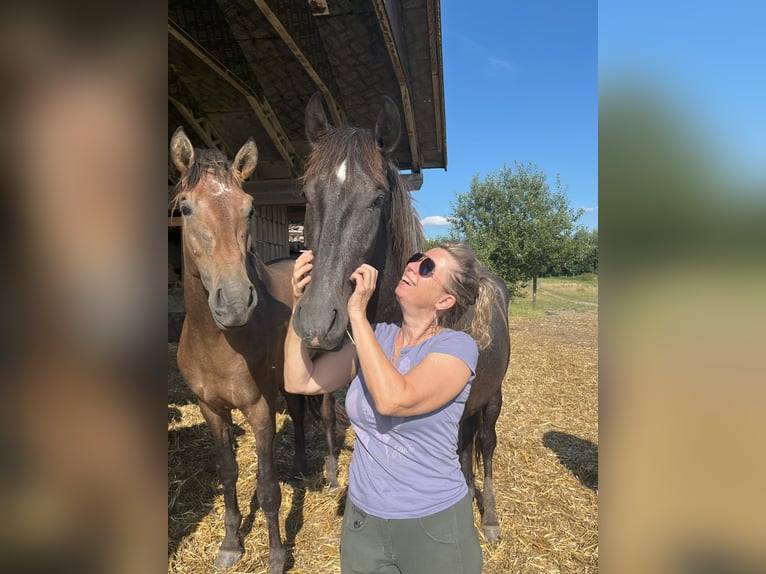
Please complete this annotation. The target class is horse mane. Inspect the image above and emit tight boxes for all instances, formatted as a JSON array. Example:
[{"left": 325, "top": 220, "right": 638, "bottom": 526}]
[
  {"left": 386, "top": 159, "right": 425, "bottom": 262},
  {"left": 170, "top": 148, "right": 236, "bottom": 211},
  {"left": 301, "top": 126, "right": 424, "bottom": 261}
]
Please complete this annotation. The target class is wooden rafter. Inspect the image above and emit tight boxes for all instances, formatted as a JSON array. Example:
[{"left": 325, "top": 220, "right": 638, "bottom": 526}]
[
  {"left": 169, "top": 96, "right": 232, "bottom": 156},
  {"left": 168, "top": 18, "right": 302, "bottom": 177},
  {"left": 372, "top": 0, "right": 421, "bottom": 173},
  {"left": 426, "top": 0, "right": 446, "bottom": 168},
  {"left": 252, "top": 0, "right": 346, "bottom": 127}
]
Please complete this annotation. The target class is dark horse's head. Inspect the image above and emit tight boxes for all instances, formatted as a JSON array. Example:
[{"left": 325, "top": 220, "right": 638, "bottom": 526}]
[
  {"left": 170, "top": 127, "right": 259, "bottom": 330},
  {"left": 293, "top": 93, "right": 408, "bottom": 350}
]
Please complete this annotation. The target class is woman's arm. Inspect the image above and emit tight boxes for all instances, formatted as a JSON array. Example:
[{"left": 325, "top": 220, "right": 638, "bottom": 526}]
[
  {"left": 347, "top": 265, "right": 472, "bottom": 417},
  {"left": 283, "top": 251, "right": 358, "bottom": 395}
]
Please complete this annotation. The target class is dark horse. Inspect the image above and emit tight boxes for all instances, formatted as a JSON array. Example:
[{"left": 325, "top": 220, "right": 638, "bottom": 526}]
[
  {"left": 170, "top": 127, "right": 321, "bottom": 571},
  {"left": 292, "top": 93, "right": 511, "bottom": 542}
]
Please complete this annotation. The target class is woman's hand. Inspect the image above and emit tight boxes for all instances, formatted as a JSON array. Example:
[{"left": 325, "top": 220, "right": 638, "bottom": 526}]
[
  {"left": 347, "top": 264, "right": 378, "bottom": 322},
  {"left": 292, "top": 250, "right": 314, "bottom": 301}
]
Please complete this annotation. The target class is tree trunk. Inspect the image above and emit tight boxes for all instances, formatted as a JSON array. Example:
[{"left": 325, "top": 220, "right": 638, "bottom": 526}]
[{"left": 532, "top": 275, "right": 538, "bottom": 308}]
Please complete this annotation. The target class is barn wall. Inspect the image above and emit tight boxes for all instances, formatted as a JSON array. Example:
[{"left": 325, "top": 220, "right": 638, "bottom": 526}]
[{"left": 252, "top": 205, "right": 289, "bottom": 261}]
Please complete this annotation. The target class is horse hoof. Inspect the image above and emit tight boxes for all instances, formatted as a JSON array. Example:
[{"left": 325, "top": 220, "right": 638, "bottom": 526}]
[
  {"left": 214, "top": 548, "right": 243, "bottom": 569},
  {"left": 483, "top": 524, "right": 501, "bottom": 543},
  {"left": 268, "top": 548, "right": 287, "bottom": 574}
]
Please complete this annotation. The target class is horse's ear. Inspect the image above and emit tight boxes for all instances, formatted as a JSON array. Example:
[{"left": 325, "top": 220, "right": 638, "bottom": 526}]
[
  {"left": 375, "top": 96, "right": 401, "bottom": 154},
  {"left": 170, "top": 126, "right": 195, "bottom": 175},
  {"left": 233, "top": 137, "right": 258, "bottom": 181},
  {"left": 305, "top": 91, "right": 330, "bottom": 144}
]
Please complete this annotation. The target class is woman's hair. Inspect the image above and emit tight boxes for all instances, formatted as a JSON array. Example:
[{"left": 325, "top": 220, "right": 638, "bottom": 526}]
[{"left": 437, "top": 242, "right": 505, "bottom": 350}]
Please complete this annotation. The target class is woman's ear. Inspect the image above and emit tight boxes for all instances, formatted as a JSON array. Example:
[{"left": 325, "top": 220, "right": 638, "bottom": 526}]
[{"left": 435, "top": 293, "right": 456, "bottom": 312}]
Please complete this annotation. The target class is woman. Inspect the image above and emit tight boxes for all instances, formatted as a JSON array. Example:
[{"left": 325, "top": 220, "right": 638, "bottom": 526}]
[{"left": 285, "top": 242, "right": 495, "bottom": 574}]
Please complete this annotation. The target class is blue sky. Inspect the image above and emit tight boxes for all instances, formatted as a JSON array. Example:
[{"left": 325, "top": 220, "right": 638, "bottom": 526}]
[{"left": 415, "top": 0, "right": 598, "bottom": 238}]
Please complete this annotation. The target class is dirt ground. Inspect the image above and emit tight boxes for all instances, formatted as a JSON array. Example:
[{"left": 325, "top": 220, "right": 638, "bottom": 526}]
[{"left": 168, "top": 308, "right": 598, "bottom": 573}]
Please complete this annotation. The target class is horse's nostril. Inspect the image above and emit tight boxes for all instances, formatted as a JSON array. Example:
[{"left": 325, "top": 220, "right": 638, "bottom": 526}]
[
  {"left": 214, "top": 287, "right": 225, "bottom": 309},
  {"left": 248, "top": 286, "right": 255, "bottom": 307},
  {"left": 328, "top": 308, "right": 338, "bottom": 331}
]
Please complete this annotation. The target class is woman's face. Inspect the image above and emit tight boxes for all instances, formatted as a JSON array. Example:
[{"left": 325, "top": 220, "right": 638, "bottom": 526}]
[{"left": 395, "top": 248, "right": 455, "bottom": 309}]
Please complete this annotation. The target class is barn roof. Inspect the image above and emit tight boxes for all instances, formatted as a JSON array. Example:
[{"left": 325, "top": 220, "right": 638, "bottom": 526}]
[{"left": 168, "top": 0, "right": 446, "bottom": 203}]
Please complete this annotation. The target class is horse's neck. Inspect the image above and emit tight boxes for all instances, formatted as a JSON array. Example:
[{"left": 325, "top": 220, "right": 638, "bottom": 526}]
[
  {"left": 251, "top": 255, "right": 294, "bottom": 309},
  {"left": 370, "top": 224, "right": 405, "bottom": 325},
  {"left": 181, "top": 262, "right": 220, "bottom": 335}
]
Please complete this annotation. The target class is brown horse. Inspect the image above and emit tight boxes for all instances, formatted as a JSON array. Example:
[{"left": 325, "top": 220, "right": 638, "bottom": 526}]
[
  {"left": 293, "top": 93, "right": 511, "bottom": 542},
  {"left": 170, "top": 127, "right": 304, "bottom": 572}
]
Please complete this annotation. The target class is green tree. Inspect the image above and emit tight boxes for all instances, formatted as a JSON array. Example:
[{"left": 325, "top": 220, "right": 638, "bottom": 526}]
[
  {"left": 424, "top": 235, "right": 451, "bottom": 251},
  {"left": 449, "top": 161, "right": 582, "bottom": 302},
  {"left": 571, "top": 227, "right": 598, "bottom": 275},
  {"left": 545, "top": 227, "right": 598, "bottom": 276}
]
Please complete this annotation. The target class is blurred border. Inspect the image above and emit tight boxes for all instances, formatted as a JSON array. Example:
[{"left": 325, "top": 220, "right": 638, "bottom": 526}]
[
  {"left": 0, "top": 2, "right": 167, "bottom": 573},
  {"left": 600, "top": 1, "right": 766, "bottom": 572}
]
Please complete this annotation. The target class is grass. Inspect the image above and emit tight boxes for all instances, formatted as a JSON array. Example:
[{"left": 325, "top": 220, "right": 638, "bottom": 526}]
[{"left": 509, "top": 275, "right": 598, "bottom": 319}]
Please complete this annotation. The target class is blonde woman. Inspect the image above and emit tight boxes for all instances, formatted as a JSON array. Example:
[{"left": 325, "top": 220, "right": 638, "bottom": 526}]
[{"left": 285, "top": 243, "right": 492, "bottom": 574}]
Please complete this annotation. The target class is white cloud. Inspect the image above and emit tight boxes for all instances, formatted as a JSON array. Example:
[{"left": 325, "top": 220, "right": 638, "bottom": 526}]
[
  {"left": 580, "top": 206, "right": 598, "bottom": 212},
  {"left": 421, "top": 215, "right": 451, "bottom": 227}
]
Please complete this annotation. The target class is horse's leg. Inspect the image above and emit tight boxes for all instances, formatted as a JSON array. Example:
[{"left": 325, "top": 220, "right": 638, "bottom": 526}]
[
  {"left": 458, "top": 413, "right": 476, "bottom": 492},
  {"left": 321, "top": 393, "right": 339, "bottom": 490},
  {"left": 283, "top": 391, "right": 308, "bottom": 482},
  {"left": 479, "top": 388, "right": 503, "bottom": 542},
  {"left": 244, "top": 397, "right": 286, "bottom": 574},
  {"left": 197, "top": 402, "right": 245, "bottom": 568}
]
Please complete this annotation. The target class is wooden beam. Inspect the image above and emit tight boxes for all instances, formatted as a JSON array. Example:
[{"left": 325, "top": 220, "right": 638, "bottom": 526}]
[
  {"left": 251, "top": 0, "right": 346, "bottom": 127},
  {"left": 426, "top": 0, "right": 447, "bottom": 168},
  {"left": 168, "top": 96, "right": 232, "bottom": 156},
  {"left": 372, "top": 0, "right": 421, "bottom": 173},
  {"left": 168, "top": 18, "right": 302, "bottom": 177}
]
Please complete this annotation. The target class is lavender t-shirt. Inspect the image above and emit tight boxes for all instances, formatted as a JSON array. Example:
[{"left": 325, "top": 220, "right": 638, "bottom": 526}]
[{"left": 345, "top": 322, "right": 479, "bottom": 519}]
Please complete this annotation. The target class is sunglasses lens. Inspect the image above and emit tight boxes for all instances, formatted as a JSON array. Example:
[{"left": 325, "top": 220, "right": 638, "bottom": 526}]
[
  {"left": 418, "top": 257, "right": 436, "bottom": 277},
  {"left": 407, "top": 252, "right": 424, "bottom": 264},
  {"left": 406, "top": 252, "right": 437, "bottom": 279}
]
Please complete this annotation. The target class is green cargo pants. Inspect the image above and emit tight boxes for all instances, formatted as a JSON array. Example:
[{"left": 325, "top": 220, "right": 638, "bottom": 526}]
[{"left": 340, "top": 491, "right": 482, "bottom": 574}]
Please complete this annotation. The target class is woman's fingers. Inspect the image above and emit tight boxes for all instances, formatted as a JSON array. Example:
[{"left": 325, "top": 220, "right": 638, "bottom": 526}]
[
  {"left": 348, "top": 264, "right": 378, "bottom": 319},
  {"left": 292, "top": 250, "right": 314, "bottom": 299}
]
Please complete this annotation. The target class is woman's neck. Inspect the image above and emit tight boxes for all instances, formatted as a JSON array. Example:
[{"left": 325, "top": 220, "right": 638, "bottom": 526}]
[{"left": 398, "top": 312, "right": 439, "bottom": 347}]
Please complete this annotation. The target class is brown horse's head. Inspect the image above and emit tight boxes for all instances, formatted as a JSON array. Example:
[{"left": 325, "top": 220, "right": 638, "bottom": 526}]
[
  {"left": 170, "top": 127, "right": 259, "bottom": 330},
  {"left": 293, "top": 93, "right": 409, "bottom": 350}
]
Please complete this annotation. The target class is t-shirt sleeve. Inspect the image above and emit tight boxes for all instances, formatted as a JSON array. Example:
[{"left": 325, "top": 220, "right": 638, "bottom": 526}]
[{"left": 429, "top": 330, "right": 479, "bottom": 377}]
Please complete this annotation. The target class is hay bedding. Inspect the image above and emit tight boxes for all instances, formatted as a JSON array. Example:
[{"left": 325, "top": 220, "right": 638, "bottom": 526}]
[{"left": 168, "top": 309, "right": 598, "bottom": 573}]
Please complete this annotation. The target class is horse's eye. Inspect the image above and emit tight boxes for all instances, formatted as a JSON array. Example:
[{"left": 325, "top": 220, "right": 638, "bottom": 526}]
[
  {"left": 248, "top": 203, "right": 255, "bottom": 218},
  {"left": 368, "top": 194, "right": 385, "bottom": 210},
  {"left": 180, "top": 202, "right": 192, "bottom": 216}
]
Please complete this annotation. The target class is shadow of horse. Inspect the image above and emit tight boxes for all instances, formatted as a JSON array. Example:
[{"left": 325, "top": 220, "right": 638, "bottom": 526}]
[{"left": 542, "top": 430, "right": 598, "bottom": 493}]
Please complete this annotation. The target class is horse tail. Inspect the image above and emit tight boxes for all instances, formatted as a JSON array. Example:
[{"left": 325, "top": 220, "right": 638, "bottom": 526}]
[{"left": 305, "top": 394, "right": 323, "bottom": 420}]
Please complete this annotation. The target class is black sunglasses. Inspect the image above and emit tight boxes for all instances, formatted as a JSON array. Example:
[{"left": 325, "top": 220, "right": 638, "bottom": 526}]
[{"left": 406, "top": 252, "right": 444, "bottom": 286}]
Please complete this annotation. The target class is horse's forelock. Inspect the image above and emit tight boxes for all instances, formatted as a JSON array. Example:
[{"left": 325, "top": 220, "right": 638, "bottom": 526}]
[
  {"left": 302, "top": 128, "right": 387, "bottom": 192},
  {"left": 300, "top": 126, "right": 423, "bottom": 264},
  {"left": 171, "top": 148, "right": 237, "bottom": 209}
]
